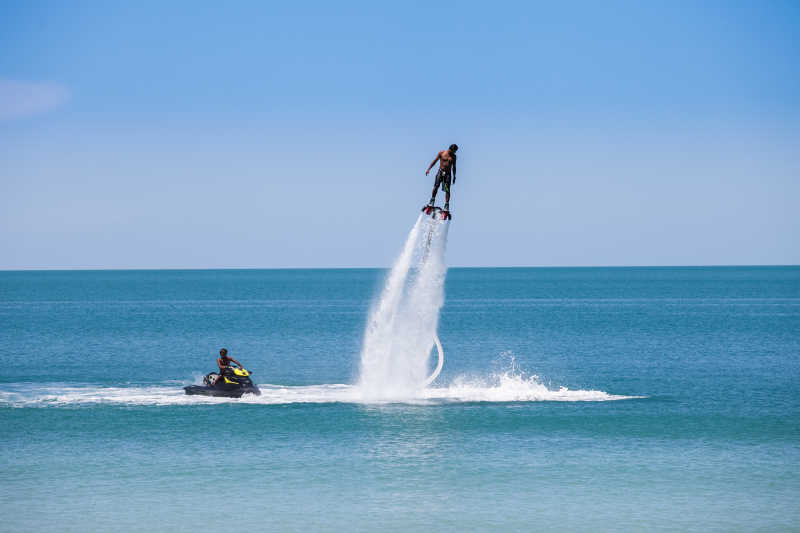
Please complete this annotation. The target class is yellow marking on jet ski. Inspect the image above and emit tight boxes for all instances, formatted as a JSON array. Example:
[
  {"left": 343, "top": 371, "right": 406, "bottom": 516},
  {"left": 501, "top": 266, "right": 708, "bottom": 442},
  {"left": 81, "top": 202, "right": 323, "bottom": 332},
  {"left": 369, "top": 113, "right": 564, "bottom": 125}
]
[
  {"left": 223, "top": 377, "right": 239, "bottom": 384},
  {"left": 233, "top": 368, "right": 249, "bottom": 377}
]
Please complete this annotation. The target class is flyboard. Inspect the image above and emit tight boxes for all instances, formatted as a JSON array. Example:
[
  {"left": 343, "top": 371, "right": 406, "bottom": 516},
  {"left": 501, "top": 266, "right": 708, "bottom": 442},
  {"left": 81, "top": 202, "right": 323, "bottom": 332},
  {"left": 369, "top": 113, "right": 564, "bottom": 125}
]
[{"left": 422, "top": 204, "right": 452, "bottom": 220}]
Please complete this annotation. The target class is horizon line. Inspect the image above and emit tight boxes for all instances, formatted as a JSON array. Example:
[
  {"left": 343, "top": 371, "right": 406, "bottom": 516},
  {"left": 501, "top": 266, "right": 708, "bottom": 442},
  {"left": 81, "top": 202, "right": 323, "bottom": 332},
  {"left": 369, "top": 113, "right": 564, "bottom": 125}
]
[{"left": 1, "top": 264, "right": 798, "bottom": 273}]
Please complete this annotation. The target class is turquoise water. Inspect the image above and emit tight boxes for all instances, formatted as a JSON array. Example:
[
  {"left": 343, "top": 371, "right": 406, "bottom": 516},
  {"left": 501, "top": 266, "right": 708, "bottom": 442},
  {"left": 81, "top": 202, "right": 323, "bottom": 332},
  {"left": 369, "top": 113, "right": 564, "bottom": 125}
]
[{"left": 1, "top": 267, "right": 799, "bottom": 531}]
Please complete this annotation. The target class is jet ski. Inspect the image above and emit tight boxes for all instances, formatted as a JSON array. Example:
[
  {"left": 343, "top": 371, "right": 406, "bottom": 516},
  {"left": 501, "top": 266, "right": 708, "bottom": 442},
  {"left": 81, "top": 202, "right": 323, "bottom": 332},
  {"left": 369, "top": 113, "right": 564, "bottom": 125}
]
[{"left": 184, "top": 366, "right": 261, "bottom": 398}]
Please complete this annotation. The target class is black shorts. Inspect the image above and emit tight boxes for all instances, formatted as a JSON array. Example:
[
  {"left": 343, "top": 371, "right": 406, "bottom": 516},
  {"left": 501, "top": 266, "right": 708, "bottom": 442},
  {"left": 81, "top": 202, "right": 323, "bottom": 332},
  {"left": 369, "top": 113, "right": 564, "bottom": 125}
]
[{"left": 434, "top": 168, "right": 452, "bottom": 192}]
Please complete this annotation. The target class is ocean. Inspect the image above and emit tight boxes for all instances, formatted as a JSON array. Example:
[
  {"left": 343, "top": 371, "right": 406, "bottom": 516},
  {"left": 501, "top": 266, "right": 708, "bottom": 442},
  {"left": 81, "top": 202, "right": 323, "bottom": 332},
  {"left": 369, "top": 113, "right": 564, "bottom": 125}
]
[{"left": 1, "top": 266, "right": 798, "bottom": 532}]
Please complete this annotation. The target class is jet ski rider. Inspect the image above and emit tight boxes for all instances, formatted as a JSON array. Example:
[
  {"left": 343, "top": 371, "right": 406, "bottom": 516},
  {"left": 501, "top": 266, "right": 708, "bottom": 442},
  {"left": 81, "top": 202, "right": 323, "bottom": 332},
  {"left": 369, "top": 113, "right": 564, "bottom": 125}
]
[{"left": 214, "top": 348, "right": 244, "bottom": 386}]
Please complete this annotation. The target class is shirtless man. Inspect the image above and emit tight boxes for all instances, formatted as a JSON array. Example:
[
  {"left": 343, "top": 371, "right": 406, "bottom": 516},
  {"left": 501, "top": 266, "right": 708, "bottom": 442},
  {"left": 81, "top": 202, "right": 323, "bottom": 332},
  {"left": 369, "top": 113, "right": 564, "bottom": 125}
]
[
  {"left": 213, "top": 348, "right": 244, "bottom": 385},
  {"left": 425, "top": 144, "right": 458, "bottom": 211}
]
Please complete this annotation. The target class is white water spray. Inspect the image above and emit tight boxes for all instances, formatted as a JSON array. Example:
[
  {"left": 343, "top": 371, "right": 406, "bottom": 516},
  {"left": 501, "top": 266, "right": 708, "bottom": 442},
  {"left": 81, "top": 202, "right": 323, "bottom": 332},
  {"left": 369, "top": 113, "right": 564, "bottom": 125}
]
[{"left": 358, "top": 214, "right": 450, "bottom": 399}]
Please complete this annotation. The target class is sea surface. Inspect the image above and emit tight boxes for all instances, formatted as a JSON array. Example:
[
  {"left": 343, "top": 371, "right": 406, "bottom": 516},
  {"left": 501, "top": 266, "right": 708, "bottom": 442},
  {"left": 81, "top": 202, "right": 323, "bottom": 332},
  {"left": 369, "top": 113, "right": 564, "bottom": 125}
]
[{"left": 1, "top": 267, "right": 798, "bottom": 532}]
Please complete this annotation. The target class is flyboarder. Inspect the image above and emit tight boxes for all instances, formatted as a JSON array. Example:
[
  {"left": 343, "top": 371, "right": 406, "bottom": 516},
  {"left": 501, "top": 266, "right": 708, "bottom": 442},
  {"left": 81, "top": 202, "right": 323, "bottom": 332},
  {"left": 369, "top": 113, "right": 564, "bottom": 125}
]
[{"left": 425, "top": 144, "right": 458, "bottom": 214}]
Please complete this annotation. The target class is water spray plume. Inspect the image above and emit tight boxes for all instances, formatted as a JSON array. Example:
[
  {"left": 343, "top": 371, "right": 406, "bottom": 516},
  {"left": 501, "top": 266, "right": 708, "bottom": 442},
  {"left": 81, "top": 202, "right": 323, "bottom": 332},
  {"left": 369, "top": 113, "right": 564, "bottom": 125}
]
[{"left": 358, "top": 214, "right": 450, "bottom": 400}]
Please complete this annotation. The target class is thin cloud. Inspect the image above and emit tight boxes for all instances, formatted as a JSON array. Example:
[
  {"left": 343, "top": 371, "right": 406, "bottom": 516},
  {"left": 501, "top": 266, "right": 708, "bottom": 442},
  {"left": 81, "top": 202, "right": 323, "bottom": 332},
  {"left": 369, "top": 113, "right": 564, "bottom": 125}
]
[{"left": 0, "top": 80, "right": 71, "bottom": 120}]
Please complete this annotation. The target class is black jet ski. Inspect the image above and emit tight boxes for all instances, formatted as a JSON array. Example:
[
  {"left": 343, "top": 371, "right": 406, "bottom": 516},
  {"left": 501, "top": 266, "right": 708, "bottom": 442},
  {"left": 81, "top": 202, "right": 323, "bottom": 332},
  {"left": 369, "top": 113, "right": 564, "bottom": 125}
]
[{"left": 184, "top": 366, "right": 261, "bottom": 398}]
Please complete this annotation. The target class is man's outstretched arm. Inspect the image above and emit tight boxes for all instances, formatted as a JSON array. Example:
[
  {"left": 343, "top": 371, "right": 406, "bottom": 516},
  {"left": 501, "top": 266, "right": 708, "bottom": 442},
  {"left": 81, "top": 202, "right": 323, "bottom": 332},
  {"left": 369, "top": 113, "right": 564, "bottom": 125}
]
[
  {"left": 452, "top": 158, "right": 457, "bottom": 183},
  {"left": 425, "top": 153, "right": 441, "bottom": 175}
]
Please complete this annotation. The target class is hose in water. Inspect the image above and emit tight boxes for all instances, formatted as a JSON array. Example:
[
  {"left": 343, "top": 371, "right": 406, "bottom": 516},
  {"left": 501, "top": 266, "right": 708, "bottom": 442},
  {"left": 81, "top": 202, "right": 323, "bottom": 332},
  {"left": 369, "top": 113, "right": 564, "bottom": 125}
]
[{"left": 423, "top": 335, "right": 444, "bottom": 386}]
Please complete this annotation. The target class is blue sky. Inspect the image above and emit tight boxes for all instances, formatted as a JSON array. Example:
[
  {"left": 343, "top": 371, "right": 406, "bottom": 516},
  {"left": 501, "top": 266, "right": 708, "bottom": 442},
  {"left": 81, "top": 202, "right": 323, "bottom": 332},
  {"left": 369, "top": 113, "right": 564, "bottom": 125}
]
[{"left": 1, "top": 1, "right": 798, "bottom": 268}]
